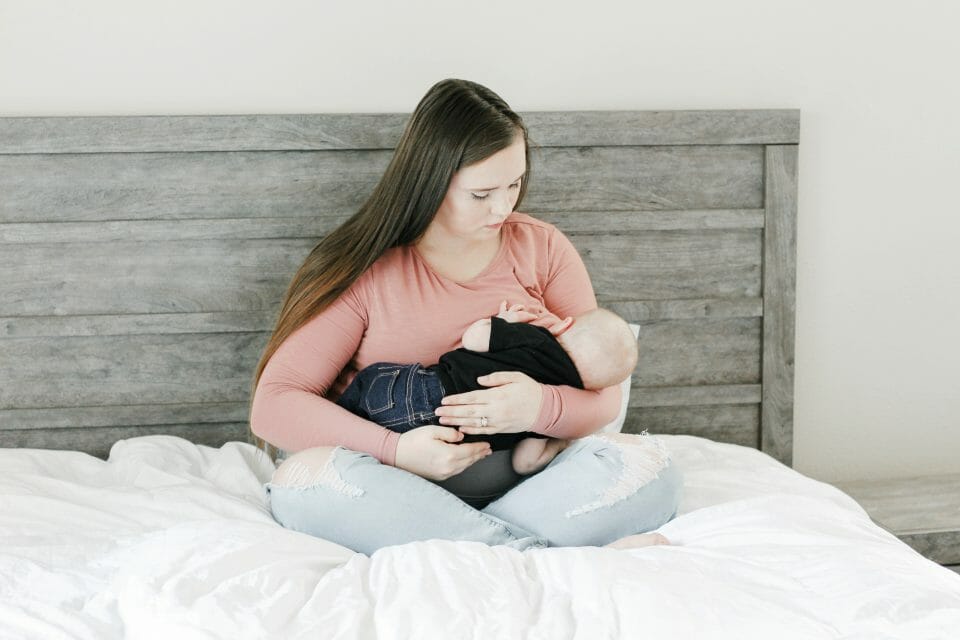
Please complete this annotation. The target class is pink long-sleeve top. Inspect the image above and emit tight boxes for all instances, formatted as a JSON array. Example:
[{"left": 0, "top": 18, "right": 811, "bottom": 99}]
[{"left": 250, "top": 212, "right": 621, "bottom": 466}]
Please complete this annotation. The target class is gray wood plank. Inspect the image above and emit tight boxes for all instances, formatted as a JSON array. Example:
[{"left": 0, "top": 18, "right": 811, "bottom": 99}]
[
  {"left": 631, "top": 384, "right": 762, "bottom": 407},
  {"left": 1, "top": 239, "right": 311, "bottom": 316},
  {"left": 1, "top": 402, "right": 248, "bottom": 430},
  {"left": 0, "top": 423, "right": 250, "bottom": 460},
  {"left": 525, "top": 110, "right": 800, "bottom": 146},
  {"left": 0, "top": 332, "right": 268, "bottom": 409},
  {"left": 0, "top": 146, "right": 761, "bottom": 223},
  {"left": 0, "top": 151, "right": 390, "bottom": 223},
  {"left": 0, "top": 110, "right": 800, "bottom": 154},
  {"left": 0, "top": 210, "right": 763, "bottom": 245},
  {"left": 527, "top": 145, "right": 762, "bottom": 212},
  {"left": 579, "top": 230, "right": 762, "bottom": 301},
  {"left": 945, "top": 565, "right": 960, "bottom": 576},
  {"left": 2, "top": 311, "right": 276, "bottom": 339},
  {"left": 604, "top": 298, "right": 763, "bottom": 321},
  {"left": 623, "top": 404, "right": 759, "bottom": 448},
  {"left": 834, "top": 474, "right": 960, "bottom": 535},
  {"left": 1, "top": 299, "right": 759, "bottom": 339},
  {"left": 2, "top": 232, "right": 760, "bottom": 316},
  {"left": 0, "top": 113, "right": 411, "bottom": 153},
  {"left": 0, "top": 216, "right": 344, "bottom": 244},
  {"left": 540, "top": 209, "right": 765, "bottom": 233},
  {"left": 634, "top": 318, "right": 761, "bottom": 387},
  {"left": 1, "top": 319, "right": 758, "bottom": 408},
  {"left": 761, "top": 145, "right": 798, "bottom": 466}
]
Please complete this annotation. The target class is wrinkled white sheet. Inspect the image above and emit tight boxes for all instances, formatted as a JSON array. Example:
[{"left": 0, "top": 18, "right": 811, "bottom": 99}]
[{"left": 1, "top": 434, "right": 958, "bottom": 640}]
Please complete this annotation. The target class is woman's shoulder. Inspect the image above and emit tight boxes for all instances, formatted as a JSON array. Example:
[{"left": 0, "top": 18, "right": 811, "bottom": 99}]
[
  {"left": 503, "top": 212, "right": 565, "bottom": 246},
  {"left": 355, "top": 245, "right": 414, "bottom": 288}
]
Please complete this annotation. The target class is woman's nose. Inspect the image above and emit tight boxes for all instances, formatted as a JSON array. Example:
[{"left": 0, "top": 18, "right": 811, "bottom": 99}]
[{"left": 491, "top": 192, "right": 512, "bottom": 216}]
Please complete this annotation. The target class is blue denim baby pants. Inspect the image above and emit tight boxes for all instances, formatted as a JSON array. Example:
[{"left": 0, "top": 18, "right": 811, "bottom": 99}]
[{"left": 336, "top": 362, "right": 444, "bottom": 432}]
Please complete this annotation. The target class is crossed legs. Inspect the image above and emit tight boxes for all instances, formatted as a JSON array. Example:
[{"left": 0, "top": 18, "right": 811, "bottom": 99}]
[{"left": 267, "top": 432, "right": 680, "bottom": 554}]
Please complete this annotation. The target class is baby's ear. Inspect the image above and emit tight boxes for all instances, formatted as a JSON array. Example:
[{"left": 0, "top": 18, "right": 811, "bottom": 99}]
[{"left": 548, "top": 316, "right": 574, "bottom": 337}]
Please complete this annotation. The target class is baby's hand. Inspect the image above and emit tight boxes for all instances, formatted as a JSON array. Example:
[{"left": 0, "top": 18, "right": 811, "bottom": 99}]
[{"left": 496, "top": 300, "right": 539, "bottom": 324}]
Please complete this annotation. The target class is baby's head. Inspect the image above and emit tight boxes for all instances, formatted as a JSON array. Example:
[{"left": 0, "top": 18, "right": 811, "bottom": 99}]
[{"left": 554, "top": 308, "right": 638, "bottom": 389}]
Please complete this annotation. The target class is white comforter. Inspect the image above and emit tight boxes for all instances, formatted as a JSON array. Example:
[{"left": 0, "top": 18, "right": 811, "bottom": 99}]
[{"left": 1, "top": 435, "right": 958, "bottom": 640}]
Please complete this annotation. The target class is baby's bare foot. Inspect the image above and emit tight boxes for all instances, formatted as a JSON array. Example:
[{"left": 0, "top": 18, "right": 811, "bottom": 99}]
[
  {"left": 512, "top": 437, "right": 569, "bottom": 475},
  {"left": 603, "top": 532, "right": 670, "bottom": 550}
]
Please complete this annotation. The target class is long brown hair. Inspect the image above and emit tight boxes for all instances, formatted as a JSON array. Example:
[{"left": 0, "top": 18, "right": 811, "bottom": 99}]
[{"left": 249, "top": 79, "right": 532, "bottom": 453}]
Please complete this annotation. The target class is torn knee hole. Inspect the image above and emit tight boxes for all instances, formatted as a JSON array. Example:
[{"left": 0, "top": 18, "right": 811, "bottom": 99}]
[
  {"left": 270, "top": 451, "right": 365, "bottom": 497},
  {"left": 565, "top": 435, "right": 671, "bottom": 518}
]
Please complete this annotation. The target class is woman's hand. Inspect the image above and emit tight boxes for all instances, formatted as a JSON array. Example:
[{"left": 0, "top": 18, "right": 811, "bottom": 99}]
[
  {"left": 434, "top": 371, "right": 543, "bottom": 436},
  {"left": 394, "top": 425, "right": 492, "bottom": 481}
]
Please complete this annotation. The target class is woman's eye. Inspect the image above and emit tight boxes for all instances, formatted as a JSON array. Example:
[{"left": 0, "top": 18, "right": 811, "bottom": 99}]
[
  {"left": 471, "top": 193, "right": 489, "bottom": 200},
  {"left": 510, "top": 182, "right": 520, "bottom": 189}
]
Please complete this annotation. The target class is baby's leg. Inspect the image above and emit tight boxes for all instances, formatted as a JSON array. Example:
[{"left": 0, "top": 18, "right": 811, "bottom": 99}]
[{"left": 512, "top": 437, "right": 570, "bottom": 475}]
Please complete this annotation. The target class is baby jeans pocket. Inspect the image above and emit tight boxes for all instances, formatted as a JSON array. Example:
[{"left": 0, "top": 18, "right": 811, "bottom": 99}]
[{"left": 363, "top": 365, "right": 402, "bottom": 416}]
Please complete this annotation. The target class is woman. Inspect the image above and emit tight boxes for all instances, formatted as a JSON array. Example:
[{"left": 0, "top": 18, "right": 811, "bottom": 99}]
[{"left": 250, "top": 78, "right": 682, "bottom": 554}]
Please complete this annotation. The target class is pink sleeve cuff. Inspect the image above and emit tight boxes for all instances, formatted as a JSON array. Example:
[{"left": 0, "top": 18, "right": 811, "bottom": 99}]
[{"left": 529, "top": 383, "right": 621, "bottom": 439}]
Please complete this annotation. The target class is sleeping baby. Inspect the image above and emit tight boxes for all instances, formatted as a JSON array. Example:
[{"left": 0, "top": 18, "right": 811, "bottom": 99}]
[{"left": 335, "top": 301, "right": 638, "bottom": 476}]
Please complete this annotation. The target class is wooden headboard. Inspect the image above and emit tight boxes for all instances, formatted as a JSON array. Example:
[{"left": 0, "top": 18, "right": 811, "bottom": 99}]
[{"left": 0, "top": 111, "right": 799, "bottom": 465}]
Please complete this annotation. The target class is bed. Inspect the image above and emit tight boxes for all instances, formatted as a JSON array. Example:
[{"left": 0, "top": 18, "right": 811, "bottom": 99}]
[{"left": 2, "top": 110, "right": 959, "bottom": 638}]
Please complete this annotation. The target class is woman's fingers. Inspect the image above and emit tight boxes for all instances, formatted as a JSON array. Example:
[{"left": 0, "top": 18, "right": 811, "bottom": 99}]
[
  {"left": 456, "top": 441, "right": 491, "bottom": 459},
  {"left": 433, "top": 426, "right": 465, "bottom": 443},
  {"left": 435, "top": 372, "right": 539, "bottom": 434}
]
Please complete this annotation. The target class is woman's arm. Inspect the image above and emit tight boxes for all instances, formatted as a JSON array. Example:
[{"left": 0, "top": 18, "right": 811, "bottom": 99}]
[
  {"left": 249, "top": 286, "right": 403, "bottom": 465},
  {"left": 251, "top": 281, "right": 492, "bottom": 476}
]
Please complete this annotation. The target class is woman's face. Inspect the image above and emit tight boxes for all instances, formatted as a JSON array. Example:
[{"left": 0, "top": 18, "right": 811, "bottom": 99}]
[{"left": 430, "top": 136, "right": 527, "bottom": 243}]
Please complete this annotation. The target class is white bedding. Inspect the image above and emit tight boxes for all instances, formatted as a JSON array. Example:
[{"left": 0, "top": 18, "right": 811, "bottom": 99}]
[{"left": 1, "top": 435, "right": 958, "bottom": 640}]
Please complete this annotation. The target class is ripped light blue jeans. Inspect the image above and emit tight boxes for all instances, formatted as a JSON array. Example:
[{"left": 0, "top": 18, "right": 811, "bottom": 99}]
[{"left": 265, "top": 433, "right": 682, "bottom": 555}]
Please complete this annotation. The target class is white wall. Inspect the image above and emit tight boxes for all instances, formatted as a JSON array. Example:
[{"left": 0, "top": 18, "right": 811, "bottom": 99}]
[{"left": 2, "top": 0, "right": 957, "bottom": 482}]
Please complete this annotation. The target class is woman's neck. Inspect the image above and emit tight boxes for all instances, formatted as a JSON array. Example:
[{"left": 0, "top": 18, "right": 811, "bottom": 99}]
[{"left": 414, "top": 230, "right": 503, "bottom": 283}]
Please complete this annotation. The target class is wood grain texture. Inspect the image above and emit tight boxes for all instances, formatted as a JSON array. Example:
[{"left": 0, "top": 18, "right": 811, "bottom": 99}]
[
  {"left": 2, "top": 301, "right": 758, "bottom": 339},
  {"left": 2, "top": 231, "right": 760, "bottom": 317},
  {"left": 2, "top": 311, "right": 275, "bottom": 339},
  {"left": 540, "top": 209, "right": 765, "bottom": 233},
  {"left": 0, "top": 210, "right": 762, "bottom": 244},
  {"left": 2, "top": 239, "right": 311, "bottom": 316},
  {"left": 0, "top": 146, "right": 759, "bottom": 223},
  {"left": 0, "top": 332, "right": 267, "bottom": 409},
  {"left": 761, "top": 145, "right": 799, "bottom": 466},
  {"left": 604, "top": 298, "right": 762, "bottom": 322},
  {"left": 630, "top": 384, "right": 762, "bottom": 408},
  {"left": 0, "top": 217, "right": 343, "bottom": 244},
  {"left": 579, "top": 230, "right": 762, "bottom": 300},
  {"left": 1, "top": 401, "right": 248, "bottom": 430},
  {"left": 527, "top": 145, "right": 762, "bottom": 212},
  {"left": 0, "top": 423, "right": 250, "bottom": 459},
  {"left": 633, "top": 318, "right": 761, "bottom": 386},
  {"left": 623, "top": 404, "right": 759, "bottom": 448},
  {"left": 0, "top": 111, "right": 799, "bottom": 461},
  {"left": 0, "top": 151, "right": 389, "bottom": 223},
  {"left": 0, "top": 110, "right": 800, "bottom": 154}
]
